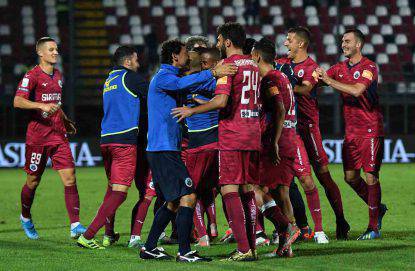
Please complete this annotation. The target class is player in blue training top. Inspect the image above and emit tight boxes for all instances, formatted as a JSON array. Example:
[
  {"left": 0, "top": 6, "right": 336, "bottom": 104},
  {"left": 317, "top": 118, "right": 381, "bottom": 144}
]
[{"left": 140, "top": 39, "right": 237, "bottom": 262}]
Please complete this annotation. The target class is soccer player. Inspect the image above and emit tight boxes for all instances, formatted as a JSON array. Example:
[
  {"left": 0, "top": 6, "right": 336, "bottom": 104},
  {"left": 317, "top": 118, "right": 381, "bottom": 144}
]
[
  {"left": 140, "top": 39, "right": 235, "bottom": 262},
  {"left": 172, "top": 22, "right": 260, "bottom": 261},
  {"left": 185, "top": 47, "right": 221, "bottom": 246},
  {"left": 13, "top": 37, "right": 86, "bottom": 240},
  {"left": 251, "top": 37, "right": 301, "bottom": 256},
  {"left": 280, "top": 26, "right": 349, "bottom": 239},
  {"left": 77, "top": 46, "right": 146, "bottom": 249},
  {"left": 316, "top": 29, "right": 387, "bottom": 240}
]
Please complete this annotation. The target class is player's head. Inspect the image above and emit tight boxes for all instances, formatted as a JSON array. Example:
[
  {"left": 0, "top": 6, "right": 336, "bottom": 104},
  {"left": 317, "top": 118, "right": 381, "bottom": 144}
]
[
  {"left": 251, "top": 37, "right": 276, "bottom": 65},
  {"left": 199, "top": 47, "right": 221, "bottom": 70},
  {"left": 284, "top": 26, "right": 311, "bottom": 59},
  {"left": 36, "top": 37, "right": 59, "bottom": 65},
  {"left": 342, "top": 28, "right": 365, "bottom": 58},
  {"left": 243, "top": 38, "right": 257, "bottom": 55},
  {"left": 216, "top": 22, "right": 246, "bottom": 57},
  {"left": 112, "top": 45, "right": 139, "bottom": 72},
  {"left": 161, "top": 39, "right": 188, "bottom": 68},
  {"left": 187, "top": 49, "right": 202, "bottom": 72},
  {"left": 185, "top": 35, "right": 209, "bottom": 51}
]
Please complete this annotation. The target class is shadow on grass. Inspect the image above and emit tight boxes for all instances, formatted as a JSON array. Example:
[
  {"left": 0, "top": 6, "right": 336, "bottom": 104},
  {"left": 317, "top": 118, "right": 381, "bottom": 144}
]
[{"left": 0, "top": 225, "right": 67, "bottom": 234}]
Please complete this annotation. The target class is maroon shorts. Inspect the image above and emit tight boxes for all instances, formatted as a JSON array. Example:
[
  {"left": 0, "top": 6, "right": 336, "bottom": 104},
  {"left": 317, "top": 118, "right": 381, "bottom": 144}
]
[
  {"left": 135, "top": 146, "right": 156, "bottom": 197},
  {"left": 186, "top": 142, "right": 218, "bottom": 191},
  {"left": 24, "top": 143, "right": 75, "bottom": 176},
  {"left": 101, "top": 144, "right": 137, "bottom": 187},
  {"left": 260, "top": 147, "right": 295, "bottom": 188},
  {"left": 298, "top": 124, "right": 329, "bottom": 167},
  {"left": 293, "top": 135, "right": 312, "bottom": 178},
  {"left": 342, "top": 136, "right": 384, "bottom": 173},
  {"left": 218, "top": 150, "right": 260, "bottom": 185}
]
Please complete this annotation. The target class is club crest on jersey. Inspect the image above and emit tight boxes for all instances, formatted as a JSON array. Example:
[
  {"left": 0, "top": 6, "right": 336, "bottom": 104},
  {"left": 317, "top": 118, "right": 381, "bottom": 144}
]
[
  {"left": 29, "top": 164, "right": 38, "bottom": 172},
  {"left": 184, "top": 177, "right": 193, "bottom": 188},
  {"left": 149, "top": 180, "right": 154, "bottom": 190},
  {"left": 58, "top": 80, "right": 63, "bottom": 88},
  {"left": 297, "top": 69, "right": 304, "bottom": 77},
  {"left": 353, "top": 71, "right": 361, "bottom": 79}
]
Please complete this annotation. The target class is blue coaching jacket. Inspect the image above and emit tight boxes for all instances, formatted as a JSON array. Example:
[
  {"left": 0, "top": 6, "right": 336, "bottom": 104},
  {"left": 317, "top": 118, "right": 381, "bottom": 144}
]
[
  {"left": 100, "top": 66, "right": 147, "bottom": 145},
  {"left": 147, "top": 64, "right": 215, "bottom": 151}
]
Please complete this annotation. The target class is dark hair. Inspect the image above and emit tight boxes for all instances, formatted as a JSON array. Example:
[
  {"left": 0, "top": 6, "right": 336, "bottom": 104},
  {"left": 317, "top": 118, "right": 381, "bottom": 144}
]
[
  {"left": 287, "top": 26, "right": 311, "bottom": 46},
  {"left": 243, "top": 38, "right": 256, "bottom": 55},
  {"left": 217, "top": 22, "right": 246, "bottom": 49},
  {"left": 199, "top": 47, "right": 221, "bottom": 61},
  {"left": 253, "top": 37, "right": 276, "bottom": 64},
  {"left": 344, "top": 28, "right": 365, "bottom": 47},
  {"left": 112, "top": 45, "right": 137, "bottom": 66},
  {"left": 36, "top": 37, "right": 56, "bottom": 51},
  {"left": 161, "top": 39, "right": 185, "bottom": 64},
  {"left": 185, "top": 36, "right": 209, "bottom": 51}
]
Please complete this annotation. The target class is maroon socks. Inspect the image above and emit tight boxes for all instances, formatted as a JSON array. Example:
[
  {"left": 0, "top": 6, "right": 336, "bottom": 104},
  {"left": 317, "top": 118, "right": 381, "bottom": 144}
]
[{"left": 305, "top": 187, "right": 323, "bottom": 232}]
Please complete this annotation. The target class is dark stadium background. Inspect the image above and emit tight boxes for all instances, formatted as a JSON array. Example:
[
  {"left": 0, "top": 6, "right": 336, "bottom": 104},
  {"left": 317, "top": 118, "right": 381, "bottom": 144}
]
[{"left": 0, "top": 0, "right": 414, "bottom": 166}]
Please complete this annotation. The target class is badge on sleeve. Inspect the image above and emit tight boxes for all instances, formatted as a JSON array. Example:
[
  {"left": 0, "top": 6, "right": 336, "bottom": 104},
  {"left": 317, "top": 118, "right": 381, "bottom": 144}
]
[
  {"left": 362, "top": 70, "right": 373, "bottom": 80},
  {"left": 22, "top": 78, "right": 29, "bottom": 87},
  {"left": 216, "top": 76, "right": 228, "bottom": 85}
]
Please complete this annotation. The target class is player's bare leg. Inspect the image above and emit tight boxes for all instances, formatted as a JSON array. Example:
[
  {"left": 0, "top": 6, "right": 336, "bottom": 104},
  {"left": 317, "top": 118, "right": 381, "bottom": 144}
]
[
  {"left": 297, "top": 175, "right": 328, "bottom": 244},
  {"left": 20, "top": 174, "right": 41, "bottom": 239},
  {"left": 58, "top": 168, "right": 86, "bottom": 238}
]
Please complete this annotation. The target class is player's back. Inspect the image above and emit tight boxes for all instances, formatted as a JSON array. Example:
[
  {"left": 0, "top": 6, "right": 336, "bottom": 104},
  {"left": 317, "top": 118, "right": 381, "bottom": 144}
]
[
  {"left": 215, "top": 54, "right": 261, "bottom": 151},
  {"left": 261, "top": 69, "right": 297, "bottom": 158}
]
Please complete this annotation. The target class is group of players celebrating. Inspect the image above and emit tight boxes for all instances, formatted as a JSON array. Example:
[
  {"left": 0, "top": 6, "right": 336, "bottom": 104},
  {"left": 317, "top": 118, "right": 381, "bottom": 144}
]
[{"left": 14, "top": 21, "right": 387, "bottom": 262}]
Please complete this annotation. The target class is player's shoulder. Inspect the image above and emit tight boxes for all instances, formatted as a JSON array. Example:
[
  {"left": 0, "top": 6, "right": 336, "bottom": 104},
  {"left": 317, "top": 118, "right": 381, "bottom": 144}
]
[
  {"left": 275, "top": 57, "right": 291, "bottom": 65},
  {"left": 24, "top": 65, "right": 41, "bottom": 77},
  {"left": 304, "top": 56, "right": 318, "bottom": 68},
  {"left": 360, "top": 57, "right": 377, "bottom": 70}
]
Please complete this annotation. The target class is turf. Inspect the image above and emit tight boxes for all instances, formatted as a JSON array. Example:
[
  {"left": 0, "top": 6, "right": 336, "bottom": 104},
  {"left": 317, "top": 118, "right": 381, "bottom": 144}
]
[{"left": 0, "top": 164, "right": 414, "bottom": 270}]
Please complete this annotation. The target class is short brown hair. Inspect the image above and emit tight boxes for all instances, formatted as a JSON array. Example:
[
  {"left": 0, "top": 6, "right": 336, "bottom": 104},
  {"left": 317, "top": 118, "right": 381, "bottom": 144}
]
[
  {"left": 36, "top": 37, "right": 56, "bottom": 52},
  {"left": 287, "top": 26, "right": 311, "bottom": 46}
]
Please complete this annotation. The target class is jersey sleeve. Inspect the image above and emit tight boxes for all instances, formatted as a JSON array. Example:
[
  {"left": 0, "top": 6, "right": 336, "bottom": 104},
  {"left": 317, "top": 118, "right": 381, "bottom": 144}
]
[
  {"left": 326, "top": 64, "right": 338, "bottom": 79},
  {"left": 124, "top": 71, "right": 148, "bottom": 99},
  {"left": 356, "top": 63, "right": 378, "bottom": 88},
  {"left": 159, "top": 70, "right": 214, "bottom": 92},
  {"left": 15, "top": 72, "right": 37, "bottom": 99},
  {"left": 268, "top": 75, "right": 283, "bottom": 103},
  {"left": 214, "top": 75, "right": 233, "bottom": 96},
  {"left": 303, "top": 64, "right": 319, "bottom": 87}
]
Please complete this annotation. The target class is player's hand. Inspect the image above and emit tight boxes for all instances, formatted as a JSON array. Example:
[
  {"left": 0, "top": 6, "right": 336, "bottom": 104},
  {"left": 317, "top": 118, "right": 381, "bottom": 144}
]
[
  {"left": 63, "top": 118, "right": 77, "bottom": 135},
  {"left": 40, "top": 103, "right": 59, "bottom": 115},
  {"left": 316, "top": 67, "right": 330, "bottom": 84},
  {"left": 171, "top": 106, "right": 194, "bottom": 122},
  {"left": 212, "top": 63, "right": 238, "bottom": 78},
  {"left": 271, "top": 142, "right": 281, "bottom": 165}
]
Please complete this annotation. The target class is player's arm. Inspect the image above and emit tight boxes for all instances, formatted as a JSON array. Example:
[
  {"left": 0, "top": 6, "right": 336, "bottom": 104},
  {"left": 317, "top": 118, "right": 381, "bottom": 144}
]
[
  {"left": 60, "top": 109, "right": 77, "bottom": 135},
  {"left": 171, "top": 94, "right": 228, "bottom": 122},
  {"left": 272, "top": 99, "right": 285, "bottom": 165},
  {"left": 161, "top": 64, "right": 237, "bottom": 92},
  {"left": 316, "top": 67, "right": 366, "bottom": 97},
  {"left": 13, "top": 95, "right": 59, "bottom": 114},
  {"left": 293, "top": 81, "right": 313, "bottom": 96}
]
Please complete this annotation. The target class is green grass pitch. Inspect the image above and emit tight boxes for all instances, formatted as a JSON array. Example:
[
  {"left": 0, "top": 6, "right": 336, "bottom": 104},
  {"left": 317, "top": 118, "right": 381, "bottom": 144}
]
[{"left": 0, "top": 164, "right": 414, "bottom": 270}]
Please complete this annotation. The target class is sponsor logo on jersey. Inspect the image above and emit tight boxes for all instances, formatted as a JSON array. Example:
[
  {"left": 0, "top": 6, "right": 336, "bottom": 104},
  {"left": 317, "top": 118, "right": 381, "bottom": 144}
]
[
  {"left": 185, "top": 177, "right": 193, "bottom": 188},
  {"left": 353, "top": 71, "right": 360, "bottom": 79},
  {"left": 22, "top": 78, "right": 29, "bottom": 87},
  {"left": 42, "top": 93, "right": 61, "bottom": 101},
  {"left": 29, "top": 164, "right": 38, "bottom": 172},
  {"left": 240, "top": 109, "right": 259, "bottom": 118},
  {"left": 297, "top": 69, "right": 304, "bottom": 77}
]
